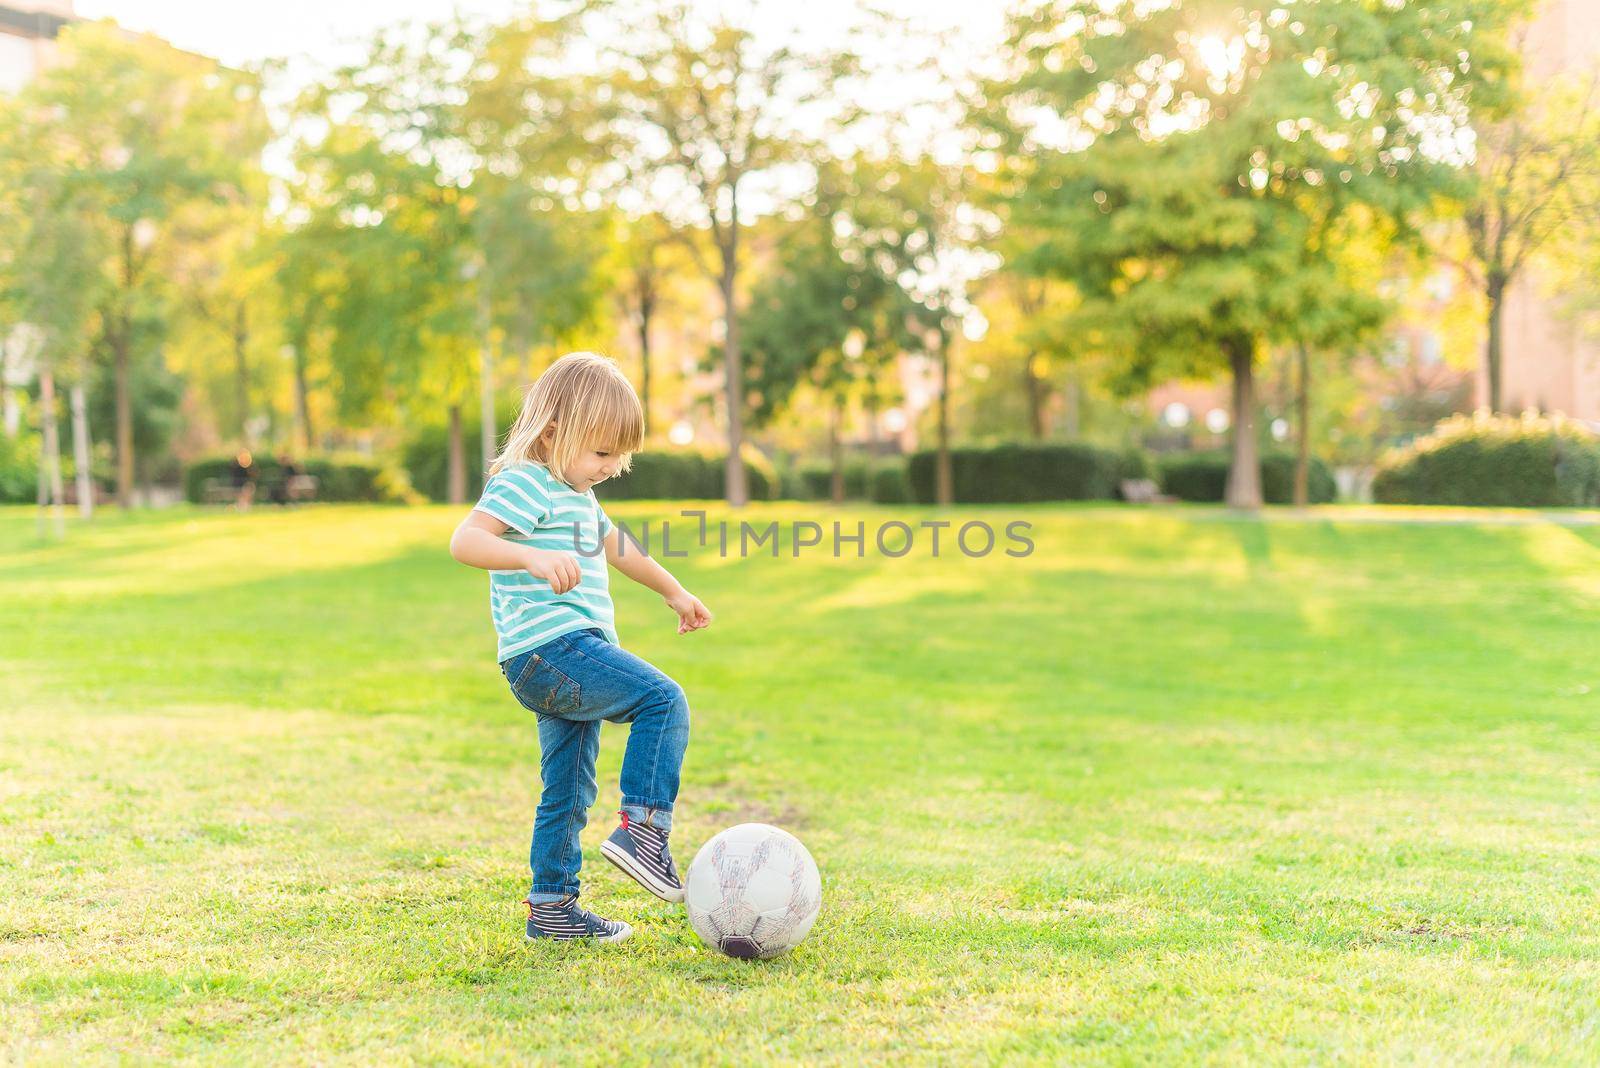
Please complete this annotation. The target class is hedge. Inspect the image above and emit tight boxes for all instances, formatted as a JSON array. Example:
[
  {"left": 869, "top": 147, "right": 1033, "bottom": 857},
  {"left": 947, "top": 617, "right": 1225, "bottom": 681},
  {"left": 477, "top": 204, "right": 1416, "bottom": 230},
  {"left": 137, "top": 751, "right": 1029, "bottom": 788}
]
[
  {"left": 0, "top": 429, "right": 39, "bottom": 504},
  {"left": 906, "top": 443, "right": 1135, "bottom": 504},
  {"left": 1372, "top": 412, "right": 1600, "bottom": 508},
  {"left": 789, "top": 458, "right": 914, "bottom": 504},
  {"left": 596, "top": 444, "right": 778, "bottom": 501},
  {"left": 184, "top": 454, "right": 419, "bottom": 504},
  {"left": 400, "top": 409, "right": 519, "bottom": 504},
  {"left": 1158, "top": 451, "right": 1337, "bottom": 504}
]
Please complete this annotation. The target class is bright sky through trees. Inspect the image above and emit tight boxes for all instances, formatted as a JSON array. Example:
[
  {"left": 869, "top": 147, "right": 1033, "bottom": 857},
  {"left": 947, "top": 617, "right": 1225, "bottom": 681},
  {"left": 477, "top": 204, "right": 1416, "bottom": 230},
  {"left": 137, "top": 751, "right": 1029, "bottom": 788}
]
[{"left": 76, "top": 1, "right": 1002, "bottom": 86}]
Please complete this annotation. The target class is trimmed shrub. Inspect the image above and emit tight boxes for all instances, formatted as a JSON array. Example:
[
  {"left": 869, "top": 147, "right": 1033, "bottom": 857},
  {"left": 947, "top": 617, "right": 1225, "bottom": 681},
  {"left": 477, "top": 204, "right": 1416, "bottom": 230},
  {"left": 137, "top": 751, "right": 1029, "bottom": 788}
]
[
  {"left": 401, "top": 409, "right": 518, "bottom": 503},
  {"left": 596, "top": 444, "right": 778, "bottom": 501},
  {"left": 869, "top": 462, "right": 911, "bottom": 504},
  {"left": 906, "top": 442, "right": 1131, "bottom": 504},
  {"left": 1372, "top": 412, "right": 1600, "bottom": 508},
  {"left": 0, "top": 430, "right": 40, "bottom": 504},
  {"left": 793, "top": 458, "right": 911, "bottom": 503},
  {"left": 797, "top": 458, "right": 871, "bottom": 500},
  {"left": 1114, "top": 448, "right": 1154, "bottom": 483},
  {"left": 1157, "top": 451, "right": 1337, "bottom": 504},
  {"left": 184, "top": 454, "right": 419, "bottom": 504}
]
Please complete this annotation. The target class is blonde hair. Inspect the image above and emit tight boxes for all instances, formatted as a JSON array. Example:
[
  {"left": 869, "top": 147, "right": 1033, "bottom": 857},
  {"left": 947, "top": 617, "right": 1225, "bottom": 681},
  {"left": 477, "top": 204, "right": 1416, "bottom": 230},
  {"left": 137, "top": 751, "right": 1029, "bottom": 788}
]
[{"left": 490, "top": 351, "right": 645, "bottom": 486}]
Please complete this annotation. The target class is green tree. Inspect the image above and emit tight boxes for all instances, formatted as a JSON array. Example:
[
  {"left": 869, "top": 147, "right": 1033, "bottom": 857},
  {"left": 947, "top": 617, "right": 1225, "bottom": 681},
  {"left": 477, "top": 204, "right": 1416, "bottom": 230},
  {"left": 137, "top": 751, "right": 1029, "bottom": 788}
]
[
  {"left": 167, "top": 96, "right": 276, "bottom": 451},
  {"left": 13, "top": 22, "right": 263, "bottom": 507},
  {"left": 857, "top": 156, "right": 991, "bottom": 506},
  {"left": 287, "top": 14, "right": 608, "bottom": 498},
  {"left": 601, "top": 1, "right": 868, "bottom": 505},
  {"left": 981, "top": 0, "right": 1521, "bottom": 508},
  {"left": 290, "top": 20, "right": 495, "bottom": 501},
  {"left": 611, "top": 212, "right": 693, "bottom": 434},
  {"left": 1456, "top": 67, "right": 1600, "bottom": 412},
  {"left": 0, "top": 97, "right": 109, "bottom": 528},
  {"left": 743, "top": 156, "right": 951, "bottom": 499},
  {"left": 464, "top": 9, "right": 614, "bottom": 462}
]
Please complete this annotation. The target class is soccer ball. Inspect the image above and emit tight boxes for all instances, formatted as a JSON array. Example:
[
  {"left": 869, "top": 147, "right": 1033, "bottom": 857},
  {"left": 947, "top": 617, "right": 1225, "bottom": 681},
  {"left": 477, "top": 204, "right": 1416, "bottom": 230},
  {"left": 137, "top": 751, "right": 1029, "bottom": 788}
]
[{"left": 684, "top": 823, "right": 821, "bottom": 959}]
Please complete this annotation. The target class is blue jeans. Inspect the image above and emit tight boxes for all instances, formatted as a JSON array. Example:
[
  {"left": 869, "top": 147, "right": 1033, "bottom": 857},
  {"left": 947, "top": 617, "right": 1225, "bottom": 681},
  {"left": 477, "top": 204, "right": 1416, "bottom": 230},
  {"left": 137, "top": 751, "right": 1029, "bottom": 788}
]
[{"left": 500, "top": 628, "right": 691, "bottom": 904}]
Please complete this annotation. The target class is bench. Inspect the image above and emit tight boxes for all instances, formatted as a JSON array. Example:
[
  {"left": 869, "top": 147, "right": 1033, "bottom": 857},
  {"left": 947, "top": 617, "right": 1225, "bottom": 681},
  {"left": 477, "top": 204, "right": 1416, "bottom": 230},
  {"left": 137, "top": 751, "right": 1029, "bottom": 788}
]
[
  {"left": 1120, "top": 478, "right": 1177, "bottom": 504},
  {"left": 284, "top": 474, "right": 319, "bottom": 503},
  {"left": 202, "top": 473, "right": 319, "bottom": 505},
  {"left": 201, "top": 477, "right": 237, "bottom": 505}
]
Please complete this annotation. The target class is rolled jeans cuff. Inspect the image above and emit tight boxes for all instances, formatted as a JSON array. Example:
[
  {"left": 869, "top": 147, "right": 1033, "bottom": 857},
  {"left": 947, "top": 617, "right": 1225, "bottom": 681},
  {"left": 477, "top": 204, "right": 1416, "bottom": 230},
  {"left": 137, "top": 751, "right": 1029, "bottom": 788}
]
[
  {"left": 621, "top": 800, "right": 673, "bottom": 833},
  {"left": 527, "top": 884, "right": 577, "bottom": 905}
]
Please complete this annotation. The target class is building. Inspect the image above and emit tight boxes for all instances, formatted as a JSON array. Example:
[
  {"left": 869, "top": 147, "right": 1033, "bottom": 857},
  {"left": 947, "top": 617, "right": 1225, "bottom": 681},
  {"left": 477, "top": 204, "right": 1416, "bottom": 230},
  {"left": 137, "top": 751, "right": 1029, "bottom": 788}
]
[
  {"left": 0, "top": 0, "right": 73, "bottom": 94},
  {"left": 1490, "top": 0, "right": 1600, "bottom": 423}
]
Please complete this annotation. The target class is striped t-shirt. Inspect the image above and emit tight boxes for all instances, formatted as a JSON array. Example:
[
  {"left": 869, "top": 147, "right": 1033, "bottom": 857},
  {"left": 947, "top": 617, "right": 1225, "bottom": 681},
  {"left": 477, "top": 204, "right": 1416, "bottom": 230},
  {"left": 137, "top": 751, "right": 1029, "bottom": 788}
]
[{"left": 473, "top": 461, "right": 617, "bottom": 661}]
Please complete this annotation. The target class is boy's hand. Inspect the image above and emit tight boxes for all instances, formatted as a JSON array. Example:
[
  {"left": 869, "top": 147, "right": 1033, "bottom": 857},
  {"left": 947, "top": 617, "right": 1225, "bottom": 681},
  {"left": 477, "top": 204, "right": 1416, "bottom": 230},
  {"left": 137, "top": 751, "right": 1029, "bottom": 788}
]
[
  {"left": 524, "top": 547, "right": 582, "bottom": 594},
  {"left": 665, "top": 589, "right": 712, "bottom": 634}
]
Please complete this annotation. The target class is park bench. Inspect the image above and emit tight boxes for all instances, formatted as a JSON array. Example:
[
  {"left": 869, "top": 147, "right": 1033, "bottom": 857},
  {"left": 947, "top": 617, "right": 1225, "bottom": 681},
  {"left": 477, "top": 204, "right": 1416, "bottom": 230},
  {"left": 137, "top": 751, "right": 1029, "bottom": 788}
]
[
  {"left": 284, "top": 474, "right": 319, "bottom": 503},
  {"left": 1119, "top": 478, "right": 1177, "bottom": 504},
  {"left": 201, "top": 473, "right": 319, "bottom": 505},
  {"left": 200, "top": 477, "right": 236, "bottom": 504},
  {"left": 62, "top": 481, "right": 113, "bottom": 507}
]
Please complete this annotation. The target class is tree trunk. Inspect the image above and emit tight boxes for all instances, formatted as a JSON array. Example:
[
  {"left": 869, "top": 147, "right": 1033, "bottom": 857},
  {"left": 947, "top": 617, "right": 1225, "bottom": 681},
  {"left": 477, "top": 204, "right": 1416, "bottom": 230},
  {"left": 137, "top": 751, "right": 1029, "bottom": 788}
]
[
  {"left": 829, "top": 399, "right": 845, "bottom": 504},
  {"left": 292, "top": 337, "right": 314, "bottom": 451},
  {"left": 1485, "top": 273, "right": 1506, "bottom": 413},
  {"left": 112, "top": 316, "right": 133, "bottom": 509},
  {"left": 638, "top": 287, "right": 655, "bottom": 434},
  {"left": 115, "top": 225, "right": 137, "bottom": 508},
  {"left": 233, "top": 303, "right": 250, "bottom": 444},
  {"left": 864, "top": 379, "right": 881, "bottom": 454},
  {"left": 1223, "top": 337, "right": 1262, "bottom": 511},
  {"left": 1024, "top": 352, "right": 1047, "bottom": 440},
  {"left": 71, "top": 381, "right": 93, "bottom": 520},
  {"left": 720, "top": 266, "right": 748, "bottom": 507},
  {"left": 37, "top": 367, "right": 64, "bottom": 538},
  {"left": 447, "top": 403, "right": 466, "bottom": 505},
  {"left": 935, "top": 328, "right": 953, "bottom": 507},
  {"left": 479, "top": 281, "right": 496, "bottom": 473},
  {"left": 1062, "top": 371, "right": 1080, "bottom": 439},
  {"left": 0, "top": 343, "right": 14, "bottom": 436},
  {"left": 1293, "top": 341, "right": 1311, "bottom": 508}
]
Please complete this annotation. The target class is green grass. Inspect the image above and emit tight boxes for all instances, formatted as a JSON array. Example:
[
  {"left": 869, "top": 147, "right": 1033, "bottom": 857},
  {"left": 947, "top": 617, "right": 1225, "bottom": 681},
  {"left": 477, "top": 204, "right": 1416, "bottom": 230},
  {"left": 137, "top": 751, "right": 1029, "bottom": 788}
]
[{"left": 3, "top": 501, "right": 1599, "bottom": 1064}]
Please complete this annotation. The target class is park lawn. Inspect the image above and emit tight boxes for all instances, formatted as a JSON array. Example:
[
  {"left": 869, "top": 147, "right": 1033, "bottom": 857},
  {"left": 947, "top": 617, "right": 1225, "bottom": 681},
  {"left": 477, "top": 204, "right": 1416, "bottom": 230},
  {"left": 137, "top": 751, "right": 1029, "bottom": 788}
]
[{"left": 1, "top": 501, "right": 1598, "bottom": 1065}]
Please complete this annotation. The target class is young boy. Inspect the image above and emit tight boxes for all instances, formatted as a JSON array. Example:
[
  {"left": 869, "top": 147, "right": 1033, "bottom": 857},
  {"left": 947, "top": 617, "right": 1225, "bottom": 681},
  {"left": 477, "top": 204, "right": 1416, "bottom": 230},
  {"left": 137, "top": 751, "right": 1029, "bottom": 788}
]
[{"left": 449, "top": 352, "right": 712, "bottom": 942}]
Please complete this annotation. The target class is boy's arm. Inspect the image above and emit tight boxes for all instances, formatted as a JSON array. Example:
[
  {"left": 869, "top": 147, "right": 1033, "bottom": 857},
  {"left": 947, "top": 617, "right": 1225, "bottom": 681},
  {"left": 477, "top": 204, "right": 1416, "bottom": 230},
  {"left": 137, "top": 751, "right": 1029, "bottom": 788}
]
[
  {"left": 604, "top": 525, "right": 713, "bottom": 633},
  {"left": 602, "top": 524, "right": 681, "bottom": 597},
  {"left": 449, "top": 510, "right": 582, "bottom": 594}
]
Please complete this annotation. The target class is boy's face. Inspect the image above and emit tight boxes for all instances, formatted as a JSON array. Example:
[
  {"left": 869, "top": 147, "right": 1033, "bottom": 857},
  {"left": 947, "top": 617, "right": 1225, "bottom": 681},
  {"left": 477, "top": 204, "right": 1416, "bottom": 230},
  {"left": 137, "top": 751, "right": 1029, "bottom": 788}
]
[
  {"left": 563, "top": 447, "right": 622, "bottom": 492},
  {"left": 538, "top": 424, "right": 624, "bottom": 491}
]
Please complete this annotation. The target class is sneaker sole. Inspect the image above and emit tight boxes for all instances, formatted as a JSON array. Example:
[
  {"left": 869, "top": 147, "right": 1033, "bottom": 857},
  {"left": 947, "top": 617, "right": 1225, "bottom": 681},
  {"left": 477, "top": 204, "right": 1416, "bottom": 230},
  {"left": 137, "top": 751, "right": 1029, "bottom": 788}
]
[
  {"left": 526, "top": 919, "right": 634, "bottom": 944},
  {"left": 600, "top": 839, "right": 686, "bottom": 903}
]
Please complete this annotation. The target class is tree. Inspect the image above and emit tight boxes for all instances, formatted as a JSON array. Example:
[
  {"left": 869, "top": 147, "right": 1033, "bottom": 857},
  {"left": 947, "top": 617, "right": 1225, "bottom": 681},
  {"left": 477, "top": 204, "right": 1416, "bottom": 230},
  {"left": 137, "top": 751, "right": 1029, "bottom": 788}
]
[
  {"left": 0, "top": 96, "right": 109, "bottom": 528},
  {"left": 741, "top": 160, "right": 928, "bottom": 500},
  {"left": 1457, "top": 66, "right": 1600, "bottom": 412},
  {"left": 290, "top": 20, "right": 497, "bottom": 501},
  {"left": 271, "top": 218, "right": 339, "bottom": 452},
  {"left": 981, "top": 0, "right": 1522, "bottom": 508},
  {"left": 856, "top": 156, "right": 991, "bottom": 506},
  {"left": 612, "top": 212, "right": 691, "bottom": 433},
  {"left": 167, "top": 101, "right": 277, "bottom": 450},
  {"left": 601, "top": 1, "right": 868, "bottom": 505},
  {"left": 16, "top": 22, "right": 263, "bottom": 507},
  {"left": 464, "top": 8, "right": 614, "bottom": 461}
]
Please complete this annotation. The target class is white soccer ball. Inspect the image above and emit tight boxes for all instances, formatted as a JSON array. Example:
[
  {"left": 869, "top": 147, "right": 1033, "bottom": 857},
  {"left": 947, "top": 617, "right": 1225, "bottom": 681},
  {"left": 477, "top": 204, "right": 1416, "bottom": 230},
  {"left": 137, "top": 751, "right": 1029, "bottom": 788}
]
[{"left": 684, "top": 823, "right": 821, "bottom": 959}]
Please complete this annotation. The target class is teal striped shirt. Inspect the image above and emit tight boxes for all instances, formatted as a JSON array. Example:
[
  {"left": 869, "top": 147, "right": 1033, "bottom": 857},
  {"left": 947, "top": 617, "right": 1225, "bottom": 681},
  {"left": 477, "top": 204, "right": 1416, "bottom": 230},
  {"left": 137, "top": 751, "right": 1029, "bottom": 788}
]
[{"left": 473, "top": 461, "right": 617, "bottom": 661}]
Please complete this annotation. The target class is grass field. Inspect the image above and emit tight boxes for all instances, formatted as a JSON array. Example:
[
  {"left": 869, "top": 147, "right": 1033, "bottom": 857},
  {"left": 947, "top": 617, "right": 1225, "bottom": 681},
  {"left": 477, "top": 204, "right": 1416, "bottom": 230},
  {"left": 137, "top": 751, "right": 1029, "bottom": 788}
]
[{"left": 3, "top": 501, "right": 1599, "bottom": 1064}]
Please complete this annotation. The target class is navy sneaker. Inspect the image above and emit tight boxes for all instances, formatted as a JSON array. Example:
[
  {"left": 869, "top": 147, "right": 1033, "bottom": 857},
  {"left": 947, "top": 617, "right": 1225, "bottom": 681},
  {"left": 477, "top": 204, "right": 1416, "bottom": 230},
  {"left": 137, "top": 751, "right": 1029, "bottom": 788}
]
[
  {"left": 525, "top": 896, "right": 633, "bottom": 943},
  {"left": 600, "top": 812, "right": 684, "bottom": 903}
]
